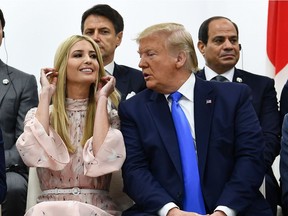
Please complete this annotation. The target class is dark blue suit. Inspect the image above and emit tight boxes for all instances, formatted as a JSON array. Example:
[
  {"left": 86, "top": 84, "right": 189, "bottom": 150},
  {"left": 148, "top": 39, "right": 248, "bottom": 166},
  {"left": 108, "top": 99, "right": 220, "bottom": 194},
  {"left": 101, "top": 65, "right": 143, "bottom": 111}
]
[
  {"left": 280, "top": 114, "right": 288, "bottom": 215},
  {"left": 280, "top": 79, "right": 288, "bottom": 122},
  {"left": 196, "top": 68, "right": 281, "bottom": 214},
  {"left": 0, "top": 128, "right": 7, "bottom": 203},
  {"left": 113, "top": 63, "right": 146, "bottom": 101},
  {"left": 119, "top": 76, "right": 272, "bottom": 215}
]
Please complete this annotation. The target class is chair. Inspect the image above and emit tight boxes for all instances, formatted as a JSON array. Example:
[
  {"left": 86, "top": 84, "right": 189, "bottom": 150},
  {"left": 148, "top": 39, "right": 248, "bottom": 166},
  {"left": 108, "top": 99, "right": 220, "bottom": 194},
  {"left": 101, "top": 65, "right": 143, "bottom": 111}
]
[
  {"left": 26, "top": 167, "right": 133, "bottom": 212},
  {"left": 26, "top": 168, "right": 41, "bottom": 211}
]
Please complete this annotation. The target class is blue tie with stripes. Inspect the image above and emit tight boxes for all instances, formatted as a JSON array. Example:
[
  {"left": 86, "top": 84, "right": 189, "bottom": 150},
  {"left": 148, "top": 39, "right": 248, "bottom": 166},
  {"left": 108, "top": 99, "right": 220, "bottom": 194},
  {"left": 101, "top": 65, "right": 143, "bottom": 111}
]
[{"left": 169, "top": 91, "right": 206, "bottom": 213}]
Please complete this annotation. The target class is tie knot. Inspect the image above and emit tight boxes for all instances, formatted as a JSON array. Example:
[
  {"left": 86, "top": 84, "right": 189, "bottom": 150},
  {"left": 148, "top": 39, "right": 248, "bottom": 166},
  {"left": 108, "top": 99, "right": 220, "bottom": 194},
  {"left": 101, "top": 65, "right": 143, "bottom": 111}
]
[
  {"left": 212, "top": 75, "right": 228, "bottom": 82},
  {"left": 169, "top": 91, "right": 182, "bottom": 102}
]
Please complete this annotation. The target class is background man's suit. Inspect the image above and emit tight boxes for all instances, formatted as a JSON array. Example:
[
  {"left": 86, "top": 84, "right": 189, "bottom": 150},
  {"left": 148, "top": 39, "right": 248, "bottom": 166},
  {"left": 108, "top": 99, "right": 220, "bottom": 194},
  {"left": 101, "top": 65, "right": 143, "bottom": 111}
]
[
  {"left": 119, "top": 76, "right": 272, "bottom": 215},
  {"left": 0, "top": 128, "right": 7, "bottom": 203},
  {"left": 0, "top": 59, "right": 39, "bottom": 215},
  {"left": 113, "top": 63, "right": 146, "bottom": 101},
  {"left": 196, "top": 68, "right": 281, "bottom": 212},
  {"left": 280, "top": 79, "right": 288, "bottom": 122}
]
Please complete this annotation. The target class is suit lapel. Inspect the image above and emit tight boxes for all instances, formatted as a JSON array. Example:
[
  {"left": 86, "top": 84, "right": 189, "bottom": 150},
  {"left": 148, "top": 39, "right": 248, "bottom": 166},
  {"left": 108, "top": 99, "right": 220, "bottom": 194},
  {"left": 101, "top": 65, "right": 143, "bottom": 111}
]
[
  {"left": 145, "top": 78, "right": 216, "bottom": 181},
  {"left": 194, "top": 77, "right": 215, "bottom": 180},
  {"left": 0, "top": 61, "right": 13, "bottom": 105},
  {"left": 146, "top": 92, "right": 183, "bottom": 179},
  {"left": 233, "top": 68, "right": 244, "bottom": 83},
  {"left": 113, "top": 63, "right": 129, "bottom": 96},
  {"left": 195, "top": 68, "right": 207, "bottom": 80}
]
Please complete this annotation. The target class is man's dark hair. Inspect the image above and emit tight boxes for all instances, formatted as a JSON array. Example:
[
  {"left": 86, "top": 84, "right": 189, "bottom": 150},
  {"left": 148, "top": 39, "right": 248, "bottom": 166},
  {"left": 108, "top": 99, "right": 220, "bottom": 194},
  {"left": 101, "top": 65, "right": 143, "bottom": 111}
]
[
  {"left": 198, "top": 16, "right": 239, "bottom": 44},
  {"left": 81, "top": 4, "right": 124, "bottom": 34},
  {"left": 0, "top": 9, "right": 5, "bottom": 29}
]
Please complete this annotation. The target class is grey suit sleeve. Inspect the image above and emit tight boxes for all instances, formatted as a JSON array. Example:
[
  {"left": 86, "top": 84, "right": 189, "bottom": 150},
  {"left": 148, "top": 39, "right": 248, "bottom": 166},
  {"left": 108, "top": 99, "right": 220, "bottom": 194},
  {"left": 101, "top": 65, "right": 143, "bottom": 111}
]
[{"left": 5, "top": 74, "right": 38, "bottom": 168}]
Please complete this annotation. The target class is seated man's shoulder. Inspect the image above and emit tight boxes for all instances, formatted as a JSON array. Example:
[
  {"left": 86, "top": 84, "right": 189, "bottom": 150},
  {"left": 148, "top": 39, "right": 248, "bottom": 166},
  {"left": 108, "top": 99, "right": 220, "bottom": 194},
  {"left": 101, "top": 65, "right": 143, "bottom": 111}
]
[
  {"left": 6, "top": 64, "right": 34, "bottom": 79},
  {"left": 207, "top": 79, "right": 251, "bottom": 101},
  {"left": 117, "top": 64, "right": 142, "bottom": 75},
  {"left": 237, "top": 69, "right": 274, "bottom": 83}
]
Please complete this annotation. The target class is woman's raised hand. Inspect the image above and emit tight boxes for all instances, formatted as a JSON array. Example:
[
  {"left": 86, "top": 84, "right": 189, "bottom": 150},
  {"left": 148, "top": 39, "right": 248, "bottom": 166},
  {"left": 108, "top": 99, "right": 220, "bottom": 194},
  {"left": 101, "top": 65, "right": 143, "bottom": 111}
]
[
  {"left": 40, "top": 68, "right": 58, "bottom": 97},
  {"left": 96, "top": 75, "right": 116, "bottom": 101}
]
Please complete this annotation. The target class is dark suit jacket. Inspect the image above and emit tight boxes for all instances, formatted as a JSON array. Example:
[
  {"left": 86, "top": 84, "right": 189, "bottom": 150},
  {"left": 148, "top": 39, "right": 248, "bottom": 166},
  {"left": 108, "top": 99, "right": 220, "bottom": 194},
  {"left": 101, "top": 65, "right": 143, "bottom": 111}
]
[
  {"left": 280, "top": 114, "right": 288, "bottom": 215},
  {"left": 196, "top": 68, "right": 280, "bottom": 169},
  {"left": 0, "top": 59, "right": 39, "bottom": 172},
  {"left": 196, "top": 69, "right": 281, "bottom": 212},
  {"left": 119, "top": 76, "right": 272, "bottom": 215},
  {"left": 280, "top": 79, "right": 288, "bottom": 123},
  {"left": 0, "top": 128, "right": 7, "bottom": 203},
  {"left": 113, "top": 63, "right": 146, "bottom": 101}
]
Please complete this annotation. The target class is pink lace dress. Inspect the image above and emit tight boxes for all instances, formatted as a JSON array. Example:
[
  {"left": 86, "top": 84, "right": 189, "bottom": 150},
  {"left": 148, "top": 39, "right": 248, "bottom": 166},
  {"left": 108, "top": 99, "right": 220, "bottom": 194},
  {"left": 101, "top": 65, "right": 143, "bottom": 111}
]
[{"left": 16, "top": 98, "right": 126, "bottom": 216}]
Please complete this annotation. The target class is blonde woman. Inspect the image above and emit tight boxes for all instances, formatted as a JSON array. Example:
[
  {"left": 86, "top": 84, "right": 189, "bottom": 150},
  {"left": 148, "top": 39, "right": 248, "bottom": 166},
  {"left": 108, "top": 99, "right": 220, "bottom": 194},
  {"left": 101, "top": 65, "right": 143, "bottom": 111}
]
[{"left": 16, "top": 35, "right": 125, "bottom": 215}]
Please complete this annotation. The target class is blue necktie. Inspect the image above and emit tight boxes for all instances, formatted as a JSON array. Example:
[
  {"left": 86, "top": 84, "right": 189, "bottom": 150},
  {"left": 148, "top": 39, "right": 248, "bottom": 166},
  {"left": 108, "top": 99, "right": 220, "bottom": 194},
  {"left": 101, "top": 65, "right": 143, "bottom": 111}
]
[{"left": 169, "top": 91, "right": 206, "bottom": 213}]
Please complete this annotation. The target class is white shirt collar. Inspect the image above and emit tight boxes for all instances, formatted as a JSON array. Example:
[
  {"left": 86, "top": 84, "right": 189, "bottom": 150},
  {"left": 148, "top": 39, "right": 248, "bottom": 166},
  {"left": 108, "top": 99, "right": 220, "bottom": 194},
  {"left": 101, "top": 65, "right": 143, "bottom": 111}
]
[
  {"left": 204, "top": 66, "right": 234, "bottom": 82},
  {"left": 165, "top": 73, "right": 195, "bottom": 103},
  {"left": 104, "top": 61, "right": 115, "bottom": 75}
]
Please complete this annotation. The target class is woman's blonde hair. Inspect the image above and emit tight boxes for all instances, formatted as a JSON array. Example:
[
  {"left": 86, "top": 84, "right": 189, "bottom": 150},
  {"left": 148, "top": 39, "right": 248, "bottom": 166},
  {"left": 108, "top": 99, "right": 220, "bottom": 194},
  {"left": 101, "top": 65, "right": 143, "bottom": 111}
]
[{"left": 51, "top": 35, "right": 120, "bottom": 152}]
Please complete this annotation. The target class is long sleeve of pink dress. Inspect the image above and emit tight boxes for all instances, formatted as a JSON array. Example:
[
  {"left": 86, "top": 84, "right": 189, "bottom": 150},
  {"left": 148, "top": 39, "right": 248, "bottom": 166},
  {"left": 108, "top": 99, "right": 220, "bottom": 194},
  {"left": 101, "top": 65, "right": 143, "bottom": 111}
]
[{"left": 16, "top": 98, "right": 126, "bottom": 216}]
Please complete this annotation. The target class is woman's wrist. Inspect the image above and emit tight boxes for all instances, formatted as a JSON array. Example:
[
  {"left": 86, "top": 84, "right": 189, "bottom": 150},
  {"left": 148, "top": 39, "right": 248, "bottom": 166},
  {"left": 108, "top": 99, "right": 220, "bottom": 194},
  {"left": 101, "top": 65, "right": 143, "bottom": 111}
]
[
  {"left": 39, "top": 89, "right": 52, "bottom": 102},
  {"left": 98, "top": 94, "right": 108, "bottom": 99}
]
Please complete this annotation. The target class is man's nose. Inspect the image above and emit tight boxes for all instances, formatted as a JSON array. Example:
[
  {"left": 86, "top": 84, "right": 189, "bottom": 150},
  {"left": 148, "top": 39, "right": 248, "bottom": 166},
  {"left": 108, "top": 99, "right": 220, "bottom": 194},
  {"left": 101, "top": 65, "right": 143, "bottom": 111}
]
[{"left": 223, "top": 40, "right": 234, "bottom": 49}]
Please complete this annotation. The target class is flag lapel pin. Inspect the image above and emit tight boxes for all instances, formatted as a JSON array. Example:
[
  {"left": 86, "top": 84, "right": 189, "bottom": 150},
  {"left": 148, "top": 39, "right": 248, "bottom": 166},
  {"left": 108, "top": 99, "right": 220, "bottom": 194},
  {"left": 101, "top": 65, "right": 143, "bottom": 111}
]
[{"left": 206, "top": 99, "right": 212, "bottom": 104}]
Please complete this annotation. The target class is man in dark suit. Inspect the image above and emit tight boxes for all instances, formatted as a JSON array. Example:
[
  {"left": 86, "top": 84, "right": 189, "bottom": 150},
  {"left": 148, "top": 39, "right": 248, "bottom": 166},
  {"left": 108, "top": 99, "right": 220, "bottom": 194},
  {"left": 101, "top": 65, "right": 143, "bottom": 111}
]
[
  {"left": 119, "top": 22, "right": 273, "bottom": 215},
  {"left": 0, "top": 127, "right": 7, "bottom": 203},
  {"left": 280, "top": 80, "right": 288, "bottom": 122},
  {"left": 196, "top": 16, "right": 280, "bottom": 215},
  {"left": 81, "top": 4, "right": 146, "bottom": 101},
  {"left": 0, "top": 9, "right": 39, "bottom": 216}
]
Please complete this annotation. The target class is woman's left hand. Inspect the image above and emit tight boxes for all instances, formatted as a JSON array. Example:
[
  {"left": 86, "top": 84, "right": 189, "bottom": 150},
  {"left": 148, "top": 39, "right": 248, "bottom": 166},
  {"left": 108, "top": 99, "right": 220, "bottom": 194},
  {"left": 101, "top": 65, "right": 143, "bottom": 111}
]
[{"left": 96, "top": 75, "right": 116, "bottom": 100}]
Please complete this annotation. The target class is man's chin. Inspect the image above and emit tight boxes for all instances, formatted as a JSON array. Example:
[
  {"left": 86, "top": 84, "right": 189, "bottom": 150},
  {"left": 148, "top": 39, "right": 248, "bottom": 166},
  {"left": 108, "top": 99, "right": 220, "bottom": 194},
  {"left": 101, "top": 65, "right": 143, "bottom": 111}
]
[{"left": 221, "top": 59, "right": 238, "bottom": 67}]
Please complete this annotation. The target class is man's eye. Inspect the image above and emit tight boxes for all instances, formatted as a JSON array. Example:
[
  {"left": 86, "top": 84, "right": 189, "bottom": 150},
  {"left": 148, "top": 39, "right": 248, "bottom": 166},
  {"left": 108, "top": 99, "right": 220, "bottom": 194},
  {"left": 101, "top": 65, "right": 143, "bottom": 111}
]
[
  {"left": 214, "top": 39, "right": 223, "bottom": 44},
  {"left": 147, "top": 52, "right": 155, "bottom": 57},
  {"left": 100, "top": 30, "right": 110, "bottom": 35}
]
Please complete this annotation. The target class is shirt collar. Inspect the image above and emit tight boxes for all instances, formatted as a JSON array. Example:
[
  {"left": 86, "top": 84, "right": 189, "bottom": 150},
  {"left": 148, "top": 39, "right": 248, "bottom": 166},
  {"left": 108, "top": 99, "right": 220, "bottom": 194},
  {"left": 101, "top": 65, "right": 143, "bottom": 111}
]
[
  {"left": 104, "top": 61, "right": 115, "bottom": 75},
  {"left": 165, "top": 73, "right": 195, "bottom": 102},
  {"left": 204, "top": 66, "right": 234, "bottom": 82}
]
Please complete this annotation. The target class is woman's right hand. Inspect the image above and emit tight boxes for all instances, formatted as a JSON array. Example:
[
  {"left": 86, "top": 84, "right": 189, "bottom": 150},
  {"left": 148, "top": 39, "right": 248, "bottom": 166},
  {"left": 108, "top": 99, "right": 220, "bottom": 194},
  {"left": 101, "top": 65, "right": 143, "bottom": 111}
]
[{"left": 40, "top": 68, "right": 58, "bottom": 97}]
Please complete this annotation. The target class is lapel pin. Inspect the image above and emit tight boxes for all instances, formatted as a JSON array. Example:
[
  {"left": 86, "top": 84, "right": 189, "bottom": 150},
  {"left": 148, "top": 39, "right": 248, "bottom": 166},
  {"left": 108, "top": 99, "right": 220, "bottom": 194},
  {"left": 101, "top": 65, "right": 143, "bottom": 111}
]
[
  {"left": 206, "top": 99, "right": 212, "bottom": 104},
  {"left": 236, "top": 77, "right": 242, "bottom": 83},
  {"left": 2, "top": 79, "right": 9, "bottom": 85}
]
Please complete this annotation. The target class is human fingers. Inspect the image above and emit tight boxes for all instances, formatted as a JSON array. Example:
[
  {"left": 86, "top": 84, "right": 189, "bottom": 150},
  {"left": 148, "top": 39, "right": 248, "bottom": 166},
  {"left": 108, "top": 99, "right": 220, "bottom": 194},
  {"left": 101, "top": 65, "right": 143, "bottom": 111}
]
[{"left": 41, "top": 68, "right": 55, "bottom": 77}]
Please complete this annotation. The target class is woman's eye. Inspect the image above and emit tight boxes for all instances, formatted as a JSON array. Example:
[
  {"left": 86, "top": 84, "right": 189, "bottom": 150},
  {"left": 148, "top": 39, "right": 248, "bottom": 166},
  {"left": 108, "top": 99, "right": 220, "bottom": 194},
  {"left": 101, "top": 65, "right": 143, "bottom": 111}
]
[
  {"left": 74, "top": 53, "right": 82, "bottom": 58},
  {"left": 90, "top": 54, "right": 97, "bottom": 59}
]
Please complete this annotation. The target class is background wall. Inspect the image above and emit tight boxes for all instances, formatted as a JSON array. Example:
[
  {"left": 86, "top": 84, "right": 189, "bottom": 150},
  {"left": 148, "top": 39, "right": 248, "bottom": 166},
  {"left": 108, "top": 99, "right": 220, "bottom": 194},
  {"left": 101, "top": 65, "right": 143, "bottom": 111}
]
[{"left": 1, "top": 0, "right": 274, "bottom": 91}]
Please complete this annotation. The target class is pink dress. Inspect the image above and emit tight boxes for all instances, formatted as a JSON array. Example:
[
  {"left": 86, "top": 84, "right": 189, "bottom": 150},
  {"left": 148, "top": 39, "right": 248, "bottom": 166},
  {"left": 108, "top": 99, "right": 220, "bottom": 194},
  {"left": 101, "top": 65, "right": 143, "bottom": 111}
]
[{"left": 16, "top": 98, "right": 126, "bottom": 216}]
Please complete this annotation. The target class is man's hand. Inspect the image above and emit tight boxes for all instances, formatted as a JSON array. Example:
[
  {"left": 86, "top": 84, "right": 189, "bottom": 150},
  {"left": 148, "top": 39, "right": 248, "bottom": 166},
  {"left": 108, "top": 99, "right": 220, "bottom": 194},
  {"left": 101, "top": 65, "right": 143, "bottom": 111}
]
[{"left": 167, "top": 207, "right": 211, "bottom": 216}]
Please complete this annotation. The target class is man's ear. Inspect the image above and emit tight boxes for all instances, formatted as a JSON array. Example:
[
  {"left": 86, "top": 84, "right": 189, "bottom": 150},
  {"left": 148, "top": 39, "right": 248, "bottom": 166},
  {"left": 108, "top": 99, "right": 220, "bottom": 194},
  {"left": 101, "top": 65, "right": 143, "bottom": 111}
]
[
  {"left": 175, "top": 51, "right": 187, "bottom": 69},
  {"left": 197, "top": 40, "right": 206, "bottom": 56},
  {"left": 115, "top": 31, "right": 123, "bottom": 47}
]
